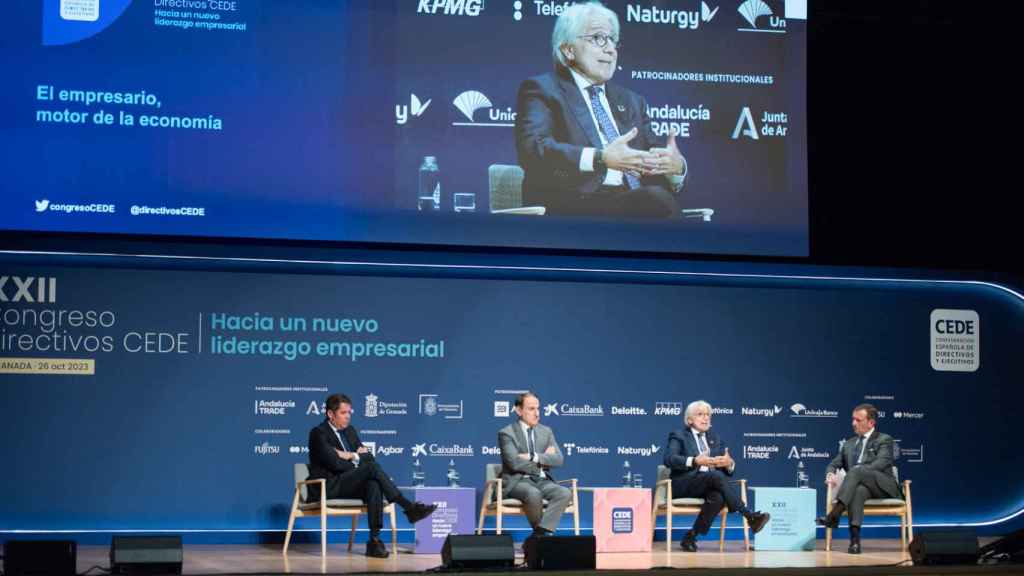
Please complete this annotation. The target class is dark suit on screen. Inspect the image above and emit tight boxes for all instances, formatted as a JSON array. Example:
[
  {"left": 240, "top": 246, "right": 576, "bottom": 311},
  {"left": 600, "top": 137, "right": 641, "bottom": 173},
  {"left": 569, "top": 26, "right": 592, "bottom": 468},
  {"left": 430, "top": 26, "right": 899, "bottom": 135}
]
[{"left": 515, "top": 67, "right": 686, "bottom": 217}]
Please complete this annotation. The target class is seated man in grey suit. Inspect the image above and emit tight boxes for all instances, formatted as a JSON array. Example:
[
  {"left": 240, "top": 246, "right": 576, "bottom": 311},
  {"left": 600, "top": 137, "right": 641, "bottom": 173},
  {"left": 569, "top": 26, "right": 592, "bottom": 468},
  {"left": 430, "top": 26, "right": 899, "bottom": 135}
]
[
  {"left": 498, "top": 392, "right": 572, "bottom": 536},
  {"left": 816, "top": 403, "right": 903, "bottom": 554}
]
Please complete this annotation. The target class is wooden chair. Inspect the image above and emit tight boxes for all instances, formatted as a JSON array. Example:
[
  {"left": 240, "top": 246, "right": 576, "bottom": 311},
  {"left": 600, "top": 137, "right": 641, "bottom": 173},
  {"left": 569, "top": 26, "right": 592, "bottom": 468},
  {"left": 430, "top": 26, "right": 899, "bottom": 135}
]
[
  {"left": 825, "top": 467, "right": 913, "bottom": 551},
  {"left": 652, "top": 464, "right": 750, "bottom": 552},
  {"left": 476, "top": 463, "right": 580, "bottom": 535}
]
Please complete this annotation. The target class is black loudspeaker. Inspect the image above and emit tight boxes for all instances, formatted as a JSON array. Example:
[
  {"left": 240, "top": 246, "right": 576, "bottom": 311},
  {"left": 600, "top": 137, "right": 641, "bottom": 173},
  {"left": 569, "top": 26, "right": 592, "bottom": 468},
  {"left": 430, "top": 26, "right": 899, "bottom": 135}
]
[
  {"left": 110, "top": 535, "right": 183, "bottom": 574},
  {"left": 2, "top": 540, "right": 77, "bottom": 576},
  {"left": 523, "top": 535, "right": 596, "bottom": 570},
  {"left": 441, "top": 534, "right": 515, "bottom": 569},
  {"left": 909, "top": 529, "right": 979, "bottom": 566},
  {"left": 979, "top": 528, "right": 1024, "bottom": 562}
]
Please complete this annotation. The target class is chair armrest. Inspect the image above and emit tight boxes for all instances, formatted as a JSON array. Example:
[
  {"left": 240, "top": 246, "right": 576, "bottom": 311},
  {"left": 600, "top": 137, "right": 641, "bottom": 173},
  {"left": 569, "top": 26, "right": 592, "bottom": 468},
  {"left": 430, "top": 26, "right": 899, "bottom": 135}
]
[
  {"left": 295, "top": 479, "right": 326, "bottom": 487},
  {"left": 491, "top": 206, "right": 546, "bottom": 215},
  {"left": 554, "top": 478, "right": 578, "bottom": 485}
]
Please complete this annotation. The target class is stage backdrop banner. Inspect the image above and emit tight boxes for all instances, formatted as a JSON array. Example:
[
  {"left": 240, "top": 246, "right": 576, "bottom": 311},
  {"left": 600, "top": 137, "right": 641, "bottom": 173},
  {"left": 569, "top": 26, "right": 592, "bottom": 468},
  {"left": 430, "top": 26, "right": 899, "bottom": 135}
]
[{"left": 0, "top": 263, "right": 1022, "bottom": 535}]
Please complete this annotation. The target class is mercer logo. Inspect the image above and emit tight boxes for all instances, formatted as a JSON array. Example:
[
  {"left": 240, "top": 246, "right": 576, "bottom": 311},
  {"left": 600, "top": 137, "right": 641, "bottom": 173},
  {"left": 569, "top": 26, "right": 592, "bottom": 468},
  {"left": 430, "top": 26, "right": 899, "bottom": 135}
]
[
  {"left": 0, "top": 276, "right": 57, "bottom": 303},
  {"left": 417, "top": 0, "right": 483, "bottom": 16}
]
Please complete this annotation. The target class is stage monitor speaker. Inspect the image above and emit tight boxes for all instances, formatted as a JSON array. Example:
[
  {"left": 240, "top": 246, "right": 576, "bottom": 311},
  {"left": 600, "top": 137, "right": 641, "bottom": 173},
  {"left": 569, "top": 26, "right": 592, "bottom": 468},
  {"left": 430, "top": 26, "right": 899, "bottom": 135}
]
[
  {"left": 909, "top": 529, "right": 979, "bottom": 566},
  {"left": 2, "top": 540, "right": 77, "bottom": 576},
  {"left": 110, "top": 535, "right": 183, "bottom": 574},
  {"left": 441, "top": 534, "right": 514, "bottom": 569},
  {"left": 523, "top": 535, "right": 596, "bottom": 570},
  {"left": 979, "top": 527, "right": 1024, "bottom": 562}
]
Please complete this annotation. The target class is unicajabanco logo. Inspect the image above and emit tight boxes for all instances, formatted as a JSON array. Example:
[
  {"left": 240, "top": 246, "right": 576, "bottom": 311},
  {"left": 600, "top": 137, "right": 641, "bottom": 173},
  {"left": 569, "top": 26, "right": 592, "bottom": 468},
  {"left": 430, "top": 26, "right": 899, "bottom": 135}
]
[{"left": 737, "top": 0, "right": 786, "bottom": 32}]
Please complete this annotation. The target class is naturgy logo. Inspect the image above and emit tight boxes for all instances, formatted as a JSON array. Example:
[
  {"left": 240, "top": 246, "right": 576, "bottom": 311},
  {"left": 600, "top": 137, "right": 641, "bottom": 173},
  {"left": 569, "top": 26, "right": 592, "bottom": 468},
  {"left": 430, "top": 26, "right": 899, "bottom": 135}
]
[{"left": 0, "top": 276, "right": 57, "bottom": 303}]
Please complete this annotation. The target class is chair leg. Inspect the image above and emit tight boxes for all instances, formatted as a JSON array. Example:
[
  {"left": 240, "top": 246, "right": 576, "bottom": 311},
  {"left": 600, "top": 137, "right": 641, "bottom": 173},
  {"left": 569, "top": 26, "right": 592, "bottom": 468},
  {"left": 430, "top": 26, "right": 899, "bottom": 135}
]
[
  {"left": 666, "top": 508, "right": 673, "bottom": 553},
  {"left": 719, "top": 509, "right": 727, "bottom": 552},
  {"left": 900, "top": 513, "right": 907, "bottom": 550},
  {"left": 825, "top": 526, "right": 832, "bottom": 552},
  {"left": 573, "top": 506, "right": 580, "bottom": 536},
  {"left": 283, "top": 489, "right": 300, "bottom": 554},
  {"left": 496, "top": 504, "right": 503, "bottom": 535},
  {"left": 320, "top": 507, "right": 327, "bottom": 559},
  {"left": 390, "top": 505, "right": 398, "bottom": 553},
  {"left": 348, "top": 515, "right": 357, "bottom": 551}
]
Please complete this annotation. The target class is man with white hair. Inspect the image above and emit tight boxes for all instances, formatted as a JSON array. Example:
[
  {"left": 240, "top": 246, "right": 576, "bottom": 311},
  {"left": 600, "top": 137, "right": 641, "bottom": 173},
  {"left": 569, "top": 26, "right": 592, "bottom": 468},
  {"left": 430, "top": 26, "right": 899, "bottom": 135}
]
[
  {"left": 515, "top": 1, "right": 688, "bottom": 218},
  {"left": 663, "top": 400, "right": 770, "bottom": 551}
]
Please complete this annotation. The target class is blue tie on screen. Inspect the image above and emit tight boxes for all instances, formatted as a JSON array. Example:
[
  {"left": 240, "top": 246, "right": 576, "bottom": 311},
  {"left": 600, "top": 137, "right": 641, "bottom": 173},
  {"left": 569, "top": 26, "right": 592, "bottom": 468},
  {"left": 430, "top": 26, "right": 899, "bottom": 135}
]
[
  {"left": 586, "top": 85, "right": 640, "bottom": 190},
  {"left": 698, "top": 432, "right": 710, "bottom": 455}
]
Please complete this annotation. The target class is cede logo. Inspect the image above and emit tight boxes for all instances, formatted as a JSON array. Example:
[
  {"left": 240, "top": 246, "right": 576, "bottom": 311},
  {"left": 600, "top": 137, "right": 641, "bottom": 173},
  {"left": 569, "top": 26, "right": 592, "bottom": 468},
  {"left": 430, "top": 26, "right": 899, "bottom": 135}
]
[
  {"left": 612, "top": 507, "right": 634, "bottom": 534},
  {"left": 931, "top": 309, "right": 979, "bottom": 372}
]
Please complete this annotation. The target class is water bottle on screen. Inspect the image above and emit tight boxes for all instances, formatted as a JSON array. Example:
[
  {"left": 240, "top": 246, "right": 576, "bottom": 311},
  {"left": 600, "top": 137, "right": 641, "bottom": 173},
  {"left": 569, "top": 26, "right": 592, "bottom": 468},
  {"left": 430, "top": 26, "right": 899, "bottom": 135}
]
[
  {"left": 418, "top": 156, "right": 441, "bottom": 211},
  {"left": 622, "top": 460, "right": 632, "bottom": 487},
  {"left": 412, "top": 458, "right": 425, "bottom": 487},
  {"left": 447, "top": 459, "right": 460, "bottom": 487},
  {"left": 796, "top": 460, "right": 809, "bottom": 488}
]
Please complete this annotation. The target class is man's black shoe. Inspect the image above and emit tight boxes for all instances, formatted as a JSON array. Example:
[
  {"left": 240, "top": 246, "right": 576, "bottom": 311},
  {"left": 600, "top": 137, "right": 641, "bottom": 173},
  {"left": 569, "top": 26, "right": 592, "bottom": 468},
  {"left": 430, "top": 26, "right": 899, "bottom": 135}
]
[
  {"left": 404, "top": 501, "right": 438, "bottom": 524},
  {"left": 679, "top": 534, "right": 698, "bottom": 552},
  {"left": 815, "top": 516, "right": 839, "bottom": 529},
  {"left": 848, "top": 541, "right": 862, "bottom": 555},
  {"left": 365, "top": 537, "right": 389, "bottom": 558},
  {"left": 532, "top": 526, "right": 554, "bottom": 537},
  {"left": 747, "top": 512, "right": 770, "bottom": 534}
]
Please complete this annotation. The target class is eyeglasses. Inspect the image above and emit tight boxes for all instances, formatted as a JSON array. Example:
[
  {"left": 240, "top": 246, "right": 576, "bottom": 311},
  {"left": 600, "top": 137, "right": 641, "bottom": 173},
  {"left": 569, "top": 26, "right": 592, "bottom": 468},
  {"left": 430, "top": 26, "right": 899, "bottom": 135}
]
[{"left": 578, "top": 33, "right": 620, "bottom": 49}]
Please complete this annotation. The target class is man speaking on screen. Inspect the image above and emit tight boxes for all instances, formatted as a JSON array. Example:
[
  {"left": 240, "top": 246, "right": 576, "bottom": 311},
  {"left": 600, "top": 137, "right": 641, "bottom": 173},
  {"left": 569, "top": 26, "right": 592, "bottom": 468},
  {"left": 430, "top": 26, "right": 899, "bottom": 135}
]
[{"left": 515, "top": 1, "right": 687, "bottom": 218}]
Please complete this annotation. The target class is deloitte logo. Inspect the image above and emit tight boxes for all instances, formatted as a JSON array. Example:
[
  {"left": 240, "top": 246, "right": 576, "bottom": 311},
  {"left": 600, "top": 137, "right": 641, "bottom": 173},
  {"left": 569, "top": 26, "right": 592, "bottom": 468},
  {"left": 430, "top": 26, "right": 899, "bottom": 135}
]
[
  {"left": 545, "top": 403, "right": 604, "bottom": 417},
  {"left": 452, "top": 90, "right": 515, "bottom": 127},
  {"left": 612, "top": 405, "right": 647, "bottom": 416},
  {"left": 789, "top": 404, "right": 838, "bottom": 418},
  {"left": 416, "top": 0, "right": 483, "bottom": 17},
  {"left": 481, "top": 446, "right": 501, "bottom": 456},
  {"left": 741, "top": 405, "right": 782, "bottom": 417}
]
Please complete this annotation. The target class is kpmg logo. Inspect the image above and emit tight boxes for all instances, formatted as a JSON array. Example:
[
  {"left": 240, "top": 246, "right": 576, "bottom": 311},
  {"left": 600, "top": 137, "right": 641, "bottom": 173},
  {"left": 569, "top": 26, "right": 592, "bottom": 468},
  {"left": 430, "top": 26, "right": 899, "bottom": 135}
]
[
  {"left": 0, "top": 276, "right": 57, "bottom": 303},
  {"left": 254, "top": 442, "right": 280, "bottom": 455},
  {"left": 419, "top": 394, "right": 463, "bottom": 419},
  {"left": 396, "top": 94, "right": 431, "bottom": 125},
  {"left": 655, "top": 402, "right": 683, "bottom": 416},
  {"left": 612, "top": 508, "right": 634, "bottom": 534},
  {"left": 617, "top": 444, "right": 661, "bottom": 457},
  {"left": 625, "top": 3, "right": 718, "bottom": 30},
  {"left": 545, "top": 403, "right": 604, "bottom": 417},
  {"left": 417, "top": 0, "right": 484, "bottom": 16},
  {"left": 741, "top": 405, "right": 782, "bottom": 417},
  {"left": 742, "top": 444, "right": 778, "bottom": 460},
  {"left": 789, "top": 403, "right": 838, "bottom": 418},
  {"left": 737, "top": 0, "right": 786, "bottom": 32},
  {"left": 452, "top": 90, "right": 515, "bottom": 127},
  {"left": 255, "top": 400, "right": 296, "bottom": 416},
  {"left": 494, "top": 401, "right": 510, "bottom": 418},
  {"left": 563, "top": 443, "right": 609, "bottom": 456},
  {"left": 787, "top": 445, "right": 830, "bottom": 459},
  {"left": 612, "top": 405, "right": 647, "bottom": 416}
]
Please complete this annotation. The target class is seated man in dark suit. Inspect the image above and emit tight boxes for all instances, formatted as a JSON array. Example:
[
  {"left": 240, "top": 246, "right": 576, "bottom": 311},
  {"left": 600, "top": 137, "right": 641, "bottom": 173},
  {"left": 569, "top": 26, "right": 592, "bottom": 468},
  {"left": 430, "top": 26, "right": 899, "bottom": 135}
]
[
  {"left": 308, "top": 393, "right": 437, "bottom": 558},
  {"left": 663, "top": 400, "right": 769, "bottom": 551},
  {"left": 515, "top": 1, "right": 687, "bottom": 218},
  {"left": 816, "top": 403, "right": 903, "bottom": 554}
]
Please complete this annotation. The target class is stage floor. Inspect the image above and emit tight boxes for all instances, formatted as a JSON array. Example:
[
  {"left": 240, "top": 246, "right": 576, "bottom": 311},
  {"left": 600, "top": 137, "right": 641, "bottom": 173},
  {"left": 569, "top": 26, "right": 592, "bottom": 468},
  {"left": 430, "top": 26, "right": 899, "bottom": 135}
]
[{"left": 73, "top": 539, "right": 929, "bottom": 574}]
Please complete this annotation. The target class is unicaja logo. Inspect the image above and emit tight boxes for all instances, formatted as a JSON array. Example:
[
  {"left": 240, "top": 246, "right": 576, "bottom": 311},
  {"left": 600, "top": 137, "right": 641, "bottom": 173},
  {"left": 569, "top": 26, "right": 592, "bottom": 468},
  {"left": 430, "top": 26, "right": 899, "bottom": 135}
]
[
  {"left": 737, "top": 0, "right": 772, "bottom": 28},
  {"left": 453, "top": 91, "right": 491, "bottom": 122}
]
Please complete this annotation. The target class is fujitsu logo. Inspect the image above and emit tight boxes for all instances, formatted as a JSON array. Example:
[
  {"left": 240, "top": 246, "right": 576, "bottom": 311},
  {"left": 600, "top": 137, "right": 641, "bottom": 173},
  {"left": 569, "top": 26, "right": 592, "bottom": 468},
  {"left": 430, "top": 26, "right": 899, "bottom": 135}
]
[{"left": 0, "top": 276, "right": 57, "bottom": 303}]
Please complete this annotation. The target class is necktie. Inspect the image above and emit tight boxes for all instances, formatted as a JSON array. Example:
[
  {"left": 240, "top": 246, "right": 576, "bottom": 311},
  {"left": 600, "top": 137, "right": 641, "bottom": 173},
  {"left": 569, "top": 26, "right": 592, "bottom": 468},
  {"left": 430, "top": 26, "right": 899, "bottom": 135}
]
[
  {"left": 585, "top": 85, "right": 640, "bottom": 189},
  {"left": 854, "top": 435, "right": 865, "bottom": 464},
  {"left": 528, "top": 427, "right": 536, "bottom": 459},
  {"left": 336, "top": 429, "right": 350, "bottom": 452},
  {"left": 698, "top": 432, "right": 710, "bottom": 455}
]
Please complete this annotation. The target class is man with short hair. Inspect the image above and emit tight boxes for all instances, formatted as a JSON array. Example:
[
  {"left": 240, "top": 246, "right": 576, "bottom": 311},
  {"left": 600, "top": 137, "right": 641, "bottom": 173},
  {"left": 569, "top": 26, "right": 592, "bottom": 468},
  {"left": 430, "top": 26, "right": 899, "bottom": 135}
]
[
  {"left": 497, "top": 392, "right": 572, "bottom": 536},
  {"left": 663, "top": 400, "right": 770, "bottom": 551},
  {"left": 816, "top": 403, "right": 902, "bottom": 554},
  {"left": 308, "top": 393, "right": 437, "bottom": 558},
  {"left": 515, "top": 1, "right": 688, "bottom": 218}
]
